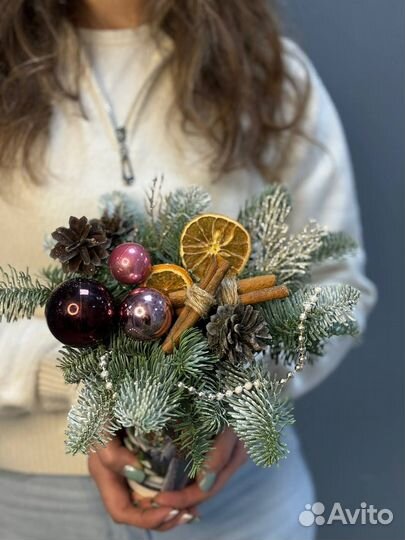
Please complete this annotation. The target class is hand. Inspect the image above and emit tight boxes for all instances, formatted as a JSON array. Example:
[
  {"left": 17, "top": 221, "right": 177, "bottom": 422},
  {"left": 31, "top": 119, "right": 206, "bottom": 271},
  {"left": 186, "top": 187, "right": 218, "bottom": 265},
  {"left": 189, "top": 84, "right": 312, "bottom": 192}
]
[
  {"left": 154, "top": 428, "right": 248, "bottom": 511},
  {"left": 88, "top": 438, "right": 196, "bottom": 532}
]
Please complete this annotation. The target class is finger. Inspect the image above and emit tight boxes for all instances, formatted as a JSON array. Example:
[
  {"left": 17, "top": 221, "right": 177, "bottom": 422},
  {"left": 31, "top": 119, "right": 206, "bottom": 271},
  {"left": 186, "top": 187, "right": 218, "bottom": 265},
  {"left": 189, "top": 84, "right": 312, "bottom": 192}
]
[
  {"left": 154, "top": 508, "right": 200, "bottom": 532},
  {"left": 131, "top": 491, "right": 199, "bottom": 531},
  {"left": 96, "top": 438, "right": 145, "bottom": 481},
  {"left": 155, "top": 440, "right": 247, "bottom": 509},
  {"left": 88, "top": 453, "right": 179, "bottom": 529},
  {"left": 209, "top": 440, "right": 248, "bottom": 495},
  {"left": 196, "top": 428, "right": 238, "bottom": 493}
]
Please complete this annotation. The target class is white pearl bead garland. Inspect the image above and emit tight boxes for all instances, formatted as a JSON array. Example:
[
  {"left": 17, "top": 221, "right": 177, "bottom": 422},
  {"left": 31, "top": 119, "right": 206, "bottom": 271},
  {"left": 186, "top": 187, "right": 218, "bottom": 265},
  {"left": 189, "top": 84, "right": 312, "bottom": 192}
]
[
  {"left": 176, "top": 287, "right": 322, "bottom": 399},
  {"left": 278, "top": 286, "right": 321, "bottom": 385},
  {"left": 98, "top": 352, "right": 115, "bottom": 393}
]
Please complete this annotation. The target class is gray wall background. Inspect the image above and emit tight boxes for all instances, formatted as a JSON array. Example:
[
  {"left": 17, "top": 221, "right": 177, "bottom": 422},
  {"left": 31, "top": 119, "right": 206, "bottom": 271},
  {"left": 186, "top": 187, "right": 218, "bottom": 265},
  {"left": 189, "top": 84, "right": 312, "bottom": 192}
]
[{"left": 279, "top": 1, "right": 404, "bottom": 539}]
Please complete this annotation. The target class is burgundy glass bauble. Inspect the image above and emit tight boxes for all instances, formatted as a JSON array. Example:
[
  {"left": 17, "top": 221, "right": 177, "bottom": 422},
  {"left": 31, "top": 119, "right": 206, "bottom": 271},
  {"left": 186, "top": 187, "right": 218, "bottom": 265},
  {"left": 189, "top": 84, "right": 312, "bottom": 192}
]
[
  {"left": 45, "top": 278, "right": 115, "bottom": 348},
  {"left": 108, "top": 243, "right": 152, "bottom": 285},
  {"left": 120, "top": 287, "right": 173, "bottom": 341}
]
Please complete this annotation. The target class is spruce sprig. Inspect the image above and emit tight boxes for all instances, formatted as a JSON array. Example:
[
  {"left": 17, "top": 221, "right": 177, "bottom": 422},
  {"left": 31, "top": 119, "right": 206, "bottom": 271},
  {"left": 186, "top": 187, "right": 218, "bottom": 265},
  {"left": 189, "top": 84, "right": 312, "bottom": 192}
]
[
  {"left": 261, "top": 284, "right": 360, "bottom": 357},
  {"left": 225, "top": 365, "right": 294, "bottom": 467},
  {"left": 65, "top": 381, "right": 118, "bottom": 455},
  {"left": 0, "top": 266, "right": 52, "bottom": 321}
]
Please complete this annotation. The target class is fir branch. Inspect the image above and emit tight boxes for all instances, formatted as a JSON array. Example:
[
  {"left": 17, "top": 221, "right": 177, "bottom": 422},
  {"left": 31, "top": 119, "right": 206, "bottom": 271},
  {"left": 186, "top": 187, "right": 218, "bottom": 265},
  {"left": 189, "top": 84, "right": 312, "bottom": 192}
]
[
  {"left": 114, "top": 371, "right": 179, "bottom": 436},
  {"left": 172, "top": 403, "right": 215, "bottom": 478},
  {"left": 0, "top": 266, "right": 52, "bottom": 321},
  {"left": 268, "top": 221, "right": 325, "bottom": 288},
  {"left": 39, "top": 266, "right": 77, "bottom": 289},
  {"left": 58, "top": 345, "right": 102, "bottom": 384},
  {"left": 239, "top": 187, "right": 326, "bottom": 287},
  {"left": 239, "top": 185, "right": 291, "bottom": 246},
  {"left": 65, "top": 381, "right": 117, "bottom": 454},
  {"left": 311, "top": 231, "right": 358, "bottom": 263},
  {"left": 224, "top": 365, "right": 294, "bottom": 467},
  {"left": 261, "top": 285, "right": 360, "bottom": 358},
  {"left": 145, "top": 184, "right": 211, "bottom": 264},
  {"left": 168, "top": 328, "right": 218, "bottom": 381}
]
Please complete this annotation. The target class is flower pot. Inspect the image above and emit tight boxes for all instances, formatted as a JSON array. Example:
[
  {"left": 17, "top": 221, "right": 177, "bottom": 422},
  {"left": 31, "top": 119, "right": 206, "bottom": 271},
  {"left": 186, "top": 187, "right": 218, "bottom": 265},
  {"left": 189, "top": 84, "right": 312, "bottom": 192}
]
[{"left": 124, "top": 429, "right": 190, "bottom": 497}]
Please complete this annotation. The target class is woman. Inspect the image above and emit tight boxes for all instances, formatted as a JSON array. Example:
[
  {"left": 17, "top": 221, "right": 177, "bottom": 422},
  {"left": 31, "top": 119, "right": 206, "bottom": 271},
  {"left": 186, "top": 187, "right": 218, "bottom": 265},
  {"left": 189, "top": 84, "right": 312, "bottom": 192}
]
[{"left": 0, "top": 1, "right": 376, "bottom": 539}]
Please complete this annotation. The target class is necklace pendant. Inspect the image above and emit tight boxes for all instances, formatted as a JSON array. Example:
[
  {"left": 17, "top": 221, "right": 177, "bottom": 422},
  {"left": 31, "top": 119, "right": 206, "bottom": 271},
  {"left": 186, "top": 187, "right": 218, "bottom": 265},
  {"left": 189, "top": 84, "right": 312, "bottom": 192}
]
[
  {"left": 116, "top": 127, "right": 135, "bottom": 186},
  {"left": 121, "top": 153, "right": 135, "bottom": 186}
]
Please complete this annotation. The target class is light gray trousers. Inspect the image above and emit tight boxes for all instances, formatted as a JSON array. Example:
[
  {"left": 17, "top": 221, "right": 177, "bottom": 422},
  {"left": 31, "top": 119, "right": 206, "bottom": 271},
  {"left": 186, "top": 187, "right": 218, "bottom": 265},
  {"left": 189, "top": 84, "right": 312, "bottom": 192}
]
[{"left": 0, "top": 427, "right": 316, "bottom": 540}]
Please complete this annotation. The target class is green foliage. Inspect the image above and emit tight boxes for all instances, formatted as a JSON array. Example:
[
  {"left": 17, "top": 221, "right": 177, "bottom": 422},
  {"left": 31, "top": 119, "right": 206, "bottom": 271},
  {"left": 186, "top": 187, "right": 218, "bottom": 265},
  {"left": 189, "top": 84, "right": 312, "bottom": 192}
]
[
  {"left": 65, "top": 381, "right": 117, "bottom": 455},
  {"left": 239, "top": 187, "right": 325, "bottom": 287},
  {"left": 239, "top": 187, "right": 357, "bottom": 289},
  {"left": 114, "top": 372, "right": 179, "bottom": 436},
  {"left": 140, "top": 180, "right": 211, "bottom": 264},
  {"left": 261, "top": 285, "right": 360, "bottom": 357},
  {"left": 0, "top": 266, "right": 52, "bottom": 321},
  {"left": 39, "top": 266, "right": 74, "bottom": 289},
  {"left": 311, "top": 231, "right": 358, "bottom": 263},
  {"left": 224, "top": 365, "right": 294, "bottom": 467},
  {"left": 172, "top": 404, "right": 215, "bottom": 478},
  {"left": 58, "top": 345, "right": 103, "bottom": 384},
  {"left": 167, "top": 328, "right": 218, "bottom": 380}
]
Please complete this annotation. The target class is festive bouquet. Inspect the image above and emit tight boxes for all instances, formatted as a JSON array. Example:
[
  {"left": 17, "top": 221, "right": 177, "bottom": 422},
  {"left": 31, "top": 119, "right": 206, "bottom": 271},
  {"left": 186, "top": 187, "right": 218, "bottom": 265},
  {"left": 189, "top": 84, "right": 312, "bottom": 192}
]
[{"left": 0, "top": 180, "right": 360, "bottom": 497}]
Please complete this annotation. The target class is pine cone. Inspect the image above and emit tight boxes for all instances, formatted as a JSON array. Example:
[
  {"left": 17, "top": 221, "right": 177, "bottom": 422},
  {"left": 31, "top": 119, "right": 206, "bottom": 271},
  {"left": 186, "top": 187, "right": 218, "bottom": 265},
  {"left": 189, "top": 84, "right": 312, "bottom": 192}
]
[
  {"left": 207, "top": 304, "right": 270, "bottom": 364},
  {"left": 100, "top": 210, "right": 135, "bottom": 247},
  {"left": 50, "top": 216, "right": 111, "bottom": 275}
]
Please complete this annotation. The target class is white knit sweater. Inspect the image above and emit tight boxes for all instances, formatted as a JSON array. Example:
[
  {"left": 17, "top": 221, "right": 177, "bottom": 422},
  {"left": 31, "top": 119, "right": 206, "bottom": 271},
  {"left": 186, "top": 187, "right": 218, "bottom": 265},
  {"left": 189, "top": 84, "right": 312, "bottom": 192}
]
[{"left": 0, "top": 26, "right": 376, "bottom": 475}]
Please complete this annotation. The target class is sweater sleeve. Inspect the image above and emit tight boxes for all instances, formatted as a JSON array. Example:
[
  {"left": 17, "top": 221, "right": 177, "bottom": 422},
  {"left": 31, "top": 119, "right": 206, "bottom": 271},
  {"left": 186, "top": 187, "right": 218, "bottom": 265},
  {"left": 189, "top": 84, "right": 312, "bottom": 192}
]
[
  {"left": 0, "top": 309, "right": 76, "bottom": 416},
  {"left": 269, "top": 39, "right": 377, "bottom": 399}
]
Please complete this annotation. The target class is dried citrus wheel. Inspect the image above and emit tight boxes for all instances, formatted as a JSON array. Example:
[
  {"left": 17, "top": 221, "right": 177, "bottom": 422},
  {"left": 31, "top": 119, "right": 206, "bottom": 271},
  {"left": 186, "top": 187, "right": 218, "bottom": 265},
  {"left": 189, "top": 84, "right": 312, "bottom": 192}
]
[
  {"left": 144, "top": 264, "right": 193, "bottom": 295},
  {"left": 180, "top": 213, "right": 251, "bottom": 279}
]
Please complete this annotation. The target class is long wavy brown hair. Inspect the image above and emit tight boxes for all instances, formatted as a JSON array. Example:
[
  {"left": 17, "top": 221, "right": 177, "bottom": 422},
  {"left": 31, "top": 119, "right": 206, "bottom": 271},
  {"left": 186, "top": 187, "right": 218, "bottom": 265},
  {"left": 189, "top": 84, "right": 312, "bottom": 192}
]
[{"left": 0, "top": 0, "right": 309, "bottom": 186}]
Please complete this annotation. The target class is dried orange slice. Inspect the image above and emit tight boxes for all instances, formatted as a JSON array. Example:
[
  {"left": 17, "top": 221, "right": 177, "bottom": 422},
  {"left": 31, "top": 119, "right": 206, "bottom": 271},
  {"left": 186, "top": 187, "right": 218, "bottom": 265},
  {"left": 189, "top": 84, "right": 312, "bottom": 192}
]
[
  {"left": 144, "top": 264, "right": 193, "bottom": 295},
  {"left": 180, "top": 213, "right": 251, "bottom": 279}
]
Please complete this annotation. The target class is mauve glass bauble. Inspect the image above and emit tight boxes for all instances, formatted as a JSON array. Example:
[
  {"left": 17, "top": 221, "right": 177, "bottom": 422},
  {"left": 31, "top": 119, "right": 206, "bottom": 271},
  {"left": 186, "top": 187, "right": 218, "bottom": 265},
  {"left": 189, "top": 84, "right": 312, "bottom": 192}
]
[
  {"left": 120, "top": 287, "right": 173, "bottom": 341},
  {"left": 45, "top": 278, "right": 115, "bottom": 348},
  {"left": 108, "top": 243, "right": 152, "bottom": 285}
]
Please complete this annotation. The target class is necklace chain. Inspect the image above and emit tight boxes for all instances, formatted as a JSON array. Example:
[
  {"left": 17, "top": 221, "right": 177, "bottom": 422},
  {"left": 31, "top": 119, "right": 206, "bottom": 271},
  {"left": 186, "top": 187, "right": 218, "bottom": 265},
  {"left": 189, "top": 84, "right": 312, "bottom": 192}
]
[
  {"left": 81, "top": 49, "right": 136, "bottom": 186},
  {"left": 92, "top": 81, "right": 136, "bottom": 186},
  {"left": 80, "top": 36, "right": 172, "bottom": 187}
]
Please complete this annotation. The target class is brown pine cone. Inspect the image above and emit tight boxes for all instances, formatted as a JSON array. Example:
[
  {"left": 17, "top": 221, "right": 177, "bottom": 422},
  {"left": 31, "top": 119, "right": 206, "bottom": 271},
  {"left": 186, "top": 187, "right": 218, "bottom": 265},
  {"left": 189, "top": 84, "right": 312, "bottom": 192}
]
[
  {"left": 207, "top": 303, "right": 270, "bottom": 364},
  {"left": 50, "top": 216, "right": 111, "bottom": 275},
  {"left": 100, "top": 210, "right": 135, "bottom": 247}
]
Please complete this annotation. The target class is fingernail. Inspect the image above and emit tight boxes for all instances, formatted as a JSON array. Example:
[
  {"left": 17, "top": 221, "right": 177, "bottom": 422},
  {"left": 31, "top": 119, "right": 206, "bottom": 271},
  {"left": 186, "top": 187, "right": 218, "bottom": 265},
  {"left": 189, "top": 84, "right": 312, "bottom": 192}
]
[
  {"left": 164, "top": 509, "right": 179, "bottom": 523},
  {"left": 198, "top": 471, "right": 216, "bottom": 492},
  {"left": 179, "top": 512, "right": 194, "bottom": 524},
  {"left": 122, "top": 465, "right": 145, "bottom": 483}
]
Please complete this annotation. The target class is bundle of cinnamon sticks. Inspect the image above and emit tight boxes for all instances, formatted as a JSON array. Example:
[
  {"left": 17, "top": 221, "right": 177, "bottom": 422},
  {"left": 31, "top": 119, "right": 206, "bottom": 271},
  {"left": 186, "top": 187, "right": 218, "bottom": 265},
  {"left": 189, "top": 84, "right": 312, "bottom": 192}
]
[{"left": 161, "top": 256, "right": 288, "bottom": 354}]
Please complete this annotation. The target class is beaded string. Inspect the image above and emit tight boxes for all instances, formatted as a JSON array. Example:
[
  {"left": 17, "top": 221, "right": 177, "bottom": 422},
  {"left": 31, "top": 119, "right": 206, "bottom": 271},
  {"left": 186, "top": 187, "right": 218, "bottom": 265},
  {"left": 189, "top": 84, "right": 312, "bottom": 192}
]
[
  {"left": 98, "top": 352, "right": 114, "bottom": 392},
  {"left": 176, "top": 286, "right": 322, "bottom": 400},
  {"left": 98, "top": 287, "right": 322, "bottom": 399}
]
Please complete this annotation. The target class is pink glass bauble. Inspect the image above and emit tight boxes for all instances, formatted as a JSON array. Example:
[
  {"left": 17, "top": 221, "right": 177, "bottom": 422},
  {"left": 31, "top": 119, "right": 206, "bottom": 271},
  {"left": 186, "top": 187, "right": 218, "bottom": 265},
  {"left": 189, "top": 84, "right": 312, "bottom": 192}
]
[
  {"left": 120, "top": 287, "right": 173, "bottom": 341},
  {"left": 45, "top": 278, "right": 115, "bottom": 348},
  {"left": 109, "top": 243, "right": 152, "bottom": 285}
]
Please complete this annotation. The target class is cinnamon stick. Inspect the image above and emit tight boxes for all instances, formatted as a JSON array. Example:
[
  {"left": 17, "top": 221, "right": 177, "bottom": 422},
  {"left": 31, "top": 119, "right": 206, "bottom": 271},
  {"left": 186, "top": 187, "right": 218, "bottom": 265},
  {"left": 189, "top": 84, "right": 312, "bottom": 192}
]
[
  {"left": 168, "top": 274, "right": 277, "bottom": 308},
  {"left": 162, "top": 256, "right": 230, "bottom": 353},
  {"left": 237, "top": 275, "right": 277, "bottom": 294},
  {"left": 238, "top": 285, "right": 289, "bottom": 305}
]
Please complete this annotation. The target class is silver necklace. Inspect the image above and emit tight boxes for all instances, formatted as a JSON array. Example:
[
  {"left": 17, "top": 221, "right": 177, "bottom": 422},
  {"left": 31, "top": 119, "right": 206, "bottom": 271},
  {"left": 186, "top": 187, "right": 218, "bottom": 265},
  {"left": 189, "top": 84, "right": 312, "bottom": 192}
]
[
  {"left": 89, "top": 74, "right": 136, "bottom": 186},
  {"left": 80, "top": 37, "right": 172, "bottom": 187}
]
